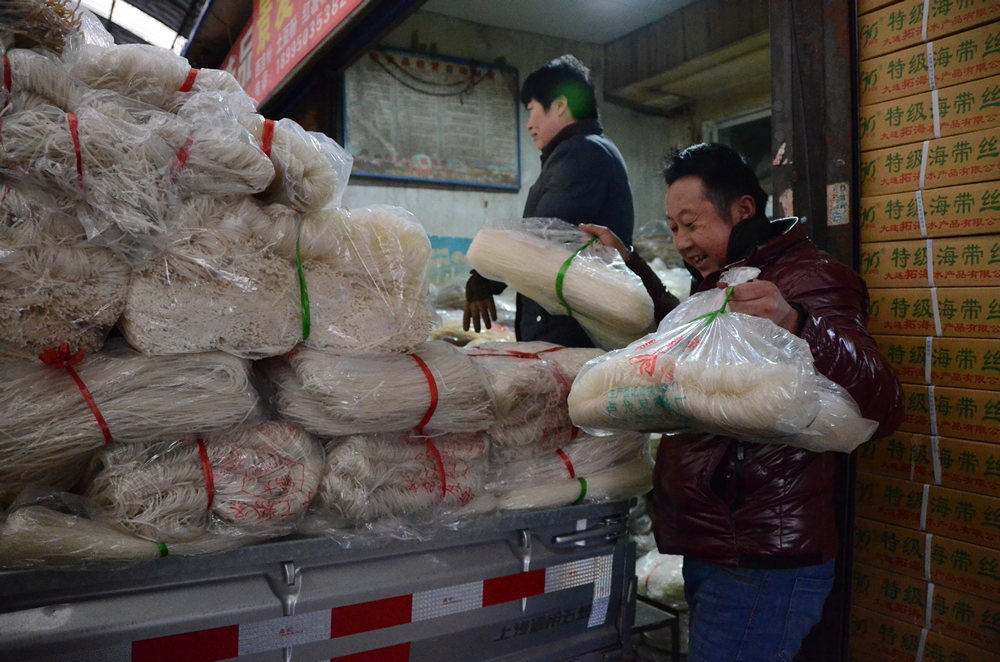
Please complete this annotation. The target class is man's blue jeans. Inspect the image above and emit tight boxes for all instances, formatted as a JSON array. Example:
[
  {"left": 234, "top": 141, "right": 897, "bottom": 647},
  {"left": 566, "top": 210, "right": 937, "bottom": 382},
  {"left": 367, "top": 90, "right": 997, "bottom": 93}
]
[{"left": 682, "top": 557, "right": 835, "bottom": 662}]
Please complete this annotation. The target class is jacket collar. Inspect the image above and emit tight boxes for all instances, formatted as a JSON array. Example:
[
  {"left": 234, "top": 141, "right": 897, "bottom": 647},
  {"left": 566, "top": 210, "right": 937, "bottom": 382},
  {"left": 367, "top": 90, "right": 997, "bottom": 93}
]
[
  {"left": 540, "top": 119, "right": 603, "bottom": 162},
  {"left": 688, "top": 216, "right": 803, "bottom": 291}
]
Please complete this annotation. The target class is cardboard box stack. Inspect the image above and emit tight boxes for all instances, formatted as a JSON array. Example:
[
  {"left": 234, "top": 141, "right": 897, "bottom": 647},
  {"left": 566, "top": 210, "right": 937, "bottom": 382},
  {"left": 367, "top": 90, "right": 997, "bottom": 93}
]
[{"left": 855, "top": 4, "right": 1000, "bottom": 661}]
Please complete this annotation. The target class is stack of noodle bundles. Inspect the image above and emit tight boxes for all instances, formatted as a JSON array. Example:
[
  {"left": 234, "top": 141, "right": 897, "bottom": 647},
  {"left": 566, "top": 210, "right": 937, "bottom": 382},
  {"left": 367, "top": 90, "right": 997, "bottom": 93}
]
[
  {"left": 83, "top": 421, "right": 324, "bottom": 543},
  {"left": 120, "top": 196, "right": 301, "bottom": 358},
  {"left": 240, "top": 114, "right": 354, "bottom": 212},
  {"left": 0, "top": 48, "right": 88, "bottom": 112},
  {"left": 496, "top": 456, "right": 653, "bottom": 511},
  {"left": 486, "top": 431, "right": 648, "bottom": 493},
  {"left": 313, "top": 432, "right": 488, "bottom": 525},
  {"left": 267, "top": 342, "right": 493, "bottom": 437},
  {"left": 466, "top": 218, "right": 654, "bottom": 349},
  {"left": 65, "top": 42, "right": 247, "bottom": 112},
  {"left": 0, "top": 184, "right": 130, "bottom": 359},
  {"left": 0, "top": 102, "right": 178, "bottom": 263},
  {"left": 249, "top": 204, "right": 438, "bottom": 354},
  {"left": 0, "top": 0, "right": 82, "bottom": 54},
  {"left": 0, "top": 340, "right": 261, "bottom": 505}
]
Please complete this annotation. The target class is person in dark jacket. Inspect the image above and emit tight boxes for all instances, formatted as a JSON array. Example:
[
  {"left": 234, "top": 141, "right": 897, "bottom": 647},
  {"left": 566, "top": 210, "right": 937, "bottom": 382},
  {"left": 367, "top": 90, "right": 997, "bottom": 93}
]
[
  {"left": 463, "top": 54, "right": 636, "bottom": 347},
  {"left": 588, "top": 143, "right": 904, "bottom": 662}
]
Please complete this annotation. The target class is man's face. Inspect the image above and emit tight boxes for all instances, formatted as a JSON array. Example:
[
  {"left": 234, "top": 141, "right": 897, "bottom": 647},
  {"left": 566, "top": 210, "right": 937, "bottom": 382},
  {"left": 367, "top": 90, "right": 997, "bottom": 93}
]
[
  {"left": 526, "top": 98, "right": 568, "bottom": 150},
  {"left": 665, "top": 175, "right": 734, "bottom": 279}
]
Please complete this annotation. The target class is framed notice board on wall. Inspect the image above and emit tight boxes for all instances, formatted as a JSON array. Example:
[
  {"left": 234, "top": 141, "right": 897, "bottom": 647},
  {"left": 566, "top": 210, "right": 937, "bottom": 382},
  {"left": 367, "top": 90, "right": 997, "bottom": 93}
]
[{"left": 343, "top": 48, "right": 521, "bottom": 190}]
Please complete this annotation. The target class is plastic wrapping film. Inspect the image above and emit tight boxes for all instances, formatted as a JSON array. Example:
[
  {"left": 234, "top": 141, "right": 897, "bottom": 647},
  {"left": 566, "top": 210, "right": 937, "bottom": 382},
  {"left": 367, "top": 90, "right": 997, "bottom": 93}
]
[
  {"left": 491, "top": 455, "right": 653, "bottom": 511},
  {"left": 568, "top": 267, "right": 877, "bottom": 452},
  {"left": 240, "top": 114, "right": 353, "bottom": 212},
  {"left": 0, "top": 47, "right": 88, "bottom": 112},
  {"left": 249, "top": 203, "right": 438, "bottom": 354},
  {"left": 82, "top": 421, "right": 323, "bottom": 543},
  {"left": 0, "top": 0, "right": 83, "bottom": 54},
  {"left": 263, "top": 341, "right": 494, "bottom": 437},
  {"left": 120, "top": 196, "right": 301, "bottom": 358},
  {"left": 0, "top": 339, "right": 261, "bottom": 506},
  {"left": 308, "top": 431, "right": 488, "bottom": 528},
  {"left": 0, "top": 183, "right": 130, "bottom": 359},
  {"left": 466, "top": 218, "right": 655, "bottom": 349}
]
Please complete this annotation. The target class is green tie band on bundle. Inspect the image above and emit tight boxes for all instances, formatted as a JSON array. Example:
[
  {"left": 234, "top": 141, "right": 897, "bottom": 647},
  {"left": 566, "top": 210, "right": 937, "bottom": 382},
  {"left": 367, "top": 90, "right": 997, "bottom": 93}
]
[
  {"left": 573, "top": 477, "right": 588, "bottom": 504},
  {"left": 156, "top": 542, "right": 169, "bottom": 557},
  {"left": 296, "top": 221, "right": 311, "bottom": 341},
  {"left": 555, "top": 236, "right": 599, "bottom": 316}
]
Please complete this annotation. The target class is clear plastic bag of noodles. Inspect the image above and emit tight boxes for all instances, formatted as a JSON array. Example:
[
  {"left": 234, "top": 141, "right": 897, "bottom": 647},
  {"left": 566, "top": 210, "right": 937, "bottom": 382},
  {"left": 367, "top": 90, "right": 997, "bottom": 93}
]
[
  {"left": 305, "top": 431, "right": 488, "bottom": 531},
  {"left": 466, "top": 217, "right": 654, "bottom": 349},
  {"left": 0, "top": 487, "right": 244, "bottom": 569},
  {"left": 568, "top": 267, "right": 878, "bottom": 451},
  {"left": 82, "top": 421, "right": 324, "bottom": 545},
  {"left": 0, "top": 0, "right": 85, "bottom": 54},
  {"left": 0, "top": 183, "right": 130, "bottom": 359},
  {"left": 120, "top": 196, "right": 301, "bottom": 358},
  {"left": 239, "top": 114, "right": 353, "bottom": 212},
  {"left": 0, "top": 339, "right": 262, "bottom": 506},
  {"left": 0, "top": 102, "right": 179, "bottom": 263},
  {"left": 0, "top": 47, "right": 89, "bottom": 112},
  {"left": 248, "top": 203, "right": 438, "bottom": 354}
]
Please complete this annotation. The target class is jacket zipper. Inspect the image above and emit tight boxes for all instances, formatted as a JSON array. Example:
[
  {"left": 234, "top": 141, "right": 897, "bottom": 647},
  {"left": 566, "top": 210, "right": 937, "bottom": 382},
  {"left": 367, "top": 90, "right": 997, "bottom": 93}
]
[{"left": 732, "top": 441, "right": 746, "bottom": 509}]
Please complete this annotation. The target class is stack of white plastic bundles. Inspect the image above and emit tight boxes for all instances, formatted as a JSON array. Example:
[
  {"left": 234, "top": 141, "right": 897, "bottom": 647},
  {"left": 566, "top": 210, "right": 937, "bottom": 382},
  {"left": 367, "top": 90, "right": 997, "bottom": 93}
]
[
  {"left": 266, "top": 341, "right": 494, "bottom": 438},
  {"left": 0, "top": 183, "right": 130, "bottom": 359},
  {"left": 311, "top": 431, "right": 489, "bottom": 527},
  {"left": 120, "top": 196, "right": 301, "bottom": 358},
  {"left": 466, "top": 218, "right": 655, "bottom": 349},
  {"left": 239, "top": 114, "right": 353, "bottom": 213},
  {"left": 249, "top": 203, "right": 438, "bottom": 354},
  {"left": 0, "top": 339, "right": 261, "bottom": 505},
  {"left": 82, "top": 421, "right": 324, "bottom": 546}
]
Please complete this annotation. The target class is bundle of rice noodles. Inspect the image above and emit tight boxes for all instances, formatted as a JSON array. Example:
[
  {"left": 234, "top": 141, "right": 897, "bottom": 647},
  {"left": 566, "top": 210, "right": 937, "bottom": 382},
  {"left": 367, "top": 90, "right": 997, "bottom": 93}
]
[
  {"left": 240, "top": 114, "right": 353, "bottom": 212},
  {"left": 466, "top": 218, "right": 654, "bottom": 349},
  {"left": 120, "top": 196, "right": 301, "bottom": 358},
  {"left": 486, "top": 431, "right": 648, "bottom": 492},
  {"left": 269, "top": 341, "right": 493, "bottom": 436},
  {"left": 0, "top": 103, "right": 178, "bottom": 263},
  {"left": 0, "top": 48, "right": 88, "bottom": 111},
  {"left": 83, "top": 421, "right": 324, "bottom": 543},
  {"left": 0, "top": 0, "right": 81, "bottom": 54},
  {"left": 778, "top": 376, "right": 879, "bottom": 453},
  {"left": 0, "top": 184, "right": 130, "bottom": 359},
  {"left": 249, "top": 204, "right": 437, "bottom": 354},
  {"left": 496, "top": 456, "right": 652, "bottom": 511},
  {"left": 65, "top": 43, "right": 248, "bottom": 111},
  {"left": 471, "top": 341, "right": 604, "bottom": 380},
  {"left": 0, "top": 340, "right": 260, "bottom": 505},
  {"left": 313, "top": 431, "right": 488, "bottom": 525}
]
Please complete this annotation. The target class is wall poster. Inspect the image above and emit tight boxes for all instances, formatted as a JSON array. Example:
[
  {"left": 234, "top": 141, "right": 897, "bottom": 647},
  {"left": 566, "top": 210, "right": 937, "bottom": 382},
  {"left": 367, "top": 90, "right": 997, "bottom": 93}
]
[{"left": 344, "top": 48, "right": 521, "bottom": 189}]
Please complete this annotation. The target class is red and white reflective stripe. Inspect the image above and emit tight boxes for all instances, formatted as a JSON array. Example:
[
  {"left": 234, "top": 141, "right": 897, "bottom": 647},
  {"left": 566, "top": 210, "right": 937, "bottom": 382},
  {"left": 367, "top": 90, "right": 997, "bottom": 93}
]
[{"left": 124, "top": 553, "right": 614, "bottom": 661}]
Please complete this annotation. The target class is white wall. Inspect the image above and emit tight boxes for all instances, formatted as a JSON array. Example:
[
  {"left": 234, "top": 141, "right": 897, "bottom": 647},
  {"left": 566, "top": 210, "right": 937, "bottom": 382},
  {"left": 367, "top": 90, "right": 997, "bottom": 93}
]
[{"left": 341, "top": 10, "right": 692, "bottom": 240}]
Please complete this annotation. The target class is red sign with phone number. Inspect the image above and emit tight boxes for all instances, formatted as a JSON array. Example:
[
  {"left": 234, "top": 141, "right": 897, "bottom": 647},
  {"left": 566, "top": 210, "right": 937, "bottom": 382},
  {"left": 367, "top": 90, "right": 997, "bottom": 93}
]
[{"left": 221, "top": 0, "right": 367, "bottom": 105}]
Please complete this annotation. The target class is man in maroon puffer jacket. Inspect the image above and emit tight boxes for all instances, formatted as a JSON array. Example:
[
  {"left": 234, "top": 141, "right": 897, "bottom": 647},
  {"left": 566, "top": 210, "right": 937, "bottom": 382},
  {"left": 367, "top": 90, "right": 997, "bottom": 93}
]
[{"left": 588, "top": 143, "right": 903, "bottom": 662}]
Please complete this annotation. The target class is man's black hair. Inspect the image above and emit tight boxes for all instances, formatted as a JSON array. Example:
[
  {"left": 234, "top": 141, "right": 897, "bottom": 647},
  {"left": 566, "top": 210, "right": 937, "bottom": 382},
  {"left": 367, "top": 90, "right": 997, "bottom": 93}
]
[
  {"left": 663, "top": 143, "right": 769, "bottom": 222},
  {"left": 519, "top": 55, "right": 598, "bottom": 121}
]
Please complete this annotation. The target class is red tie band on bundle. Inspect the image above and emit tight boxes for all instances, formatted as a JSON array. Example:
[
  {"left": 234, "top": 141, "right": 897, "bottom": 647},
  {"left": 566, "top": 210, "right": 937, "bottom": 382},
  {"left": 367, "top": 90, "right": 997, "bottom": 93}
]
[
  {"left": 39, "top": 343, "right": 113, "bottom": 445},
  {"left": 67, "top": 113, "right": 83, "bottom": 188},
  {"left": 172, "top": 134, "right": 195, "bottom": 177},
  {"left": 196, "top": 438, "right": 215, "bottom": 509},
  {"left": 424, "top": 438, "right": 447, "bottom": 500},
  {"left": 411, "top": 354, "right": 439, "bottom": 435},
  {"left": 555, "top": 448, "right": 576, "bottom": 478},
  {"left": 179, "top": 68, "right": 199, "bottom": 93},
  {"left": 261, "top": 119, "right": 275, "bottom": 157}
]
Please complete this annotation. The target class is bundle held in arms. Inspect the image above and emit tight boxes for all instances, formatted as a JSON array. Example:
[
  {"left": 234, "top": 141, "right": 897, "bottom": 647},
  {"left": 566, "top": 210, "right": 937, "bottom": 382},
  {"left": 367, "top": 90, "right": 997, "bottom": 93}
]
[
  {"left": 0, "top": 340, "right": 260, "bottom": 505},
  {"left": 312, "top": 432, "right": 488, "bottom": 526},
  {"left": 466, "top": 218, "right": 654, "bottom": 349},
  {"left": 568, "top": 267, "right": 878, "bottom": 452},
  {"left": 0, "top": 184, "right": 130, "bottom": 359},
  {"left": 268, "top": 341, "right": 493, "bottom": 437},
  {"left": 120, "top": 196, "right": 301, "bottom": 358},
  {"left": 83, "top": 421, "right": 323, "bottom": 544}
]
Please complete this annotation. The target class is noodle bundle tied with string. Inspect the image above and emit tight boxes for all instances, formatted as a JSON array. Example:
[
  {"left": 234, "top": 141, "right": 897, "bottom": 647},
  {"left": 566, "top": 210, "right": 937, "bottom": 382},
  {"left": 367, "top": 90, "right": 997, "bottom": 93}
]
[
  {"left": 466, "top": 218, "right": 654, "bottom": 349},
  {"left": 266, "top": 341, "right": 493, "bottom": 437},
  {"left": 0, "top": 340, "right": 261, "bottom": 505},
  {"left": 312, "top": 431, "right": 488, "bottom": 526},
  {"left": 120, "top": 196, "right": 301, "bottom": 358},
  {"left": 83, "top": 421, "right": 324, "bottom": 543},
  {"left": 496, "top": 456, "right": 653, "bottom": 511},
  {"left": 0, "top": 0, "right": 82, "bottom": 53}
]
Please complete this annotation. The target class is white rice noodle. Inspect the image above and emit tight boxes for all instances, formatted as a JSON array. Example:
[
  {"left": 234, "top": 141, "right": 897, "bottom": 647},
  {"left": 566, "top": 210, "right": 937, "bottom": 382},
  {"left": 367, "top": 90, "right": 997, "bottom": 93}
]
[
  {"left": 466, "top": 219, "right": 654, "bottom": 349},
  {"left": 314, "top": 431, "right": 488, "bottom": 525},
  {"left": 0, "top": 184, "right": 130, "bottom": 359},
  {"left": 497, "top": 456, "right": 652, "bottom": 511},
  {"left": 0, "top": 0, "right": 82, "bottom": 54},
  {"left": 240, "top": 114, "right": 353, "bottom": 212},
  {"left": 120, "top": 196, "right": 301, "bottom": 358},
  {"left": 471, "top": 341, "right": 604, "bottom": 380},
  {"left": 1, "top": 48, "right": 87, "bottom": 111},
  {"left": 271, "top": 341, "right": 493, "bottom": 437},
  {"left": 84, "top": 421, "right": 324, "bottom": 543},
  {"left": 0, "top": 341, "right": 261, "bottom": 505}
]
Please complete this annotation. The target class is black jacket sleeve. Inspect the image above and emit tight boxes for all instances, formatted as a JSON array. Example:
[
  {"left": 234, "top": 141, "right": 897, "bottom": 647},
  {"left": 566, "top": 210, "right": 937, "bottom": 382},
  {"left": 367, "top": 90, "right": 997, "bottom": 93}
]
[{"left": 625, "top": 251, "right": 679, "bottom": 324}]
